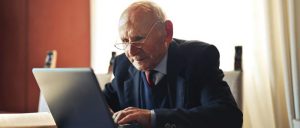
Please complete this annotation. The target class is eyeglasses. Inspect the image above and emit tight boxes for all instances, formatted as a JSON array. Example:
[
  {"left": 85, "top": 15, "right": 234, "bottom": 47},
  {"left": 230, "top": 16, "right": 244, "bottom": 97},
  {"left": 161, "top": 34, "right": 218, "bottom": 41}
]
[{"left": 114, "top": 21, "right": 160, "bottom": 50}]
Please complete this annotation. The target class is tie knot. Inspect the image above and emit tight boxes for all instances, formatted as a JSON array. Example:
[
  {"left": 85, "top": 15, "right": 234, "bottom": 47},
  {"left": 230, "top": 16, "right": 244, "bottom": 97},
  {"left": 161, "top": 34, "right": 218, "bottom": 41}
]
[
  {"left": 145, "top": 70, "right": 155, "bottom": 76},
  {"left": 145, "top": 70, "right": 156, "bottom": 87}
]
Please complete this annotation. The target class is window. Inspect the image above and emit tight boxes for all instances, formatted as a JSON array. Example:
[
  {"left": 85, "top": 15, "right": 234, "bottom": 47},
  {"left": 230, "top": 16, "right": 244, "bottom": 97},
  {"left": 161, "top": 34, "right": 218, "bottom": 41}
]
[{"left": 91, "top": 0, "right": 251, "bottom": 73}]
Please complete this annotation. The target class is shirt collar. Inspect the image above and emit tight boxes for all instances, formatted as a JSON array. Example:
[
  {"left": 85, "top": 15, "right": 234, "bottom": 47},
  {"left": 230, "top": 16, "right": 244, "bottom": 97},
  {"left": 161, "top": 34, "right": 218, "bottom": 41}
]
[{"left": 153, "top": 51, "right": 168, "bottom": 75}]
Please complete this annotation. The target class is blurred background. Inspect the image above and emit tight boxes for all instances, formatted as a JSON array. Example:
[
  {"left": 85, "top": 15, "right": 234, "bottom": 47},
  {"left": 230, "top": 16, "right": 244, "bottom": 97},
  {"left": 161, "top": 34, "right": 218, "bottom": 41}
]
[{"left": 0, "top": 0, "right": 299, "bottom": 128}]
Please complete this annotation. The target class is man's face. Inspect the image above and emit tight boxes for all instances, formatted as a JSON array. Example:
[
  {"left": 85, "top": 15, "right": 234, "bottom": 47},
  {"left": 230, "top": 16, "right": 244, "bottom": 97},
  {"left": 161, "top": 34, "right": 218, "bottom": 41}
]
[{"left": 118, "top": 13, "right": 168, "bottom": 71}]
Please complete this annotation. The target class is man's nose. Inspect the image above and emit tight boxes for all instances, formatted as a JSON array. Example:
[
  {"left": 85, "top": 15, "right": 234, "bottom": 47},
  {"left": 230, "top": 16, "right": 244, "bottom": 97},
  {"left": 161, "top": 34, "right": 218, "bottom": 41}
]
[{"left": 126, "top": 44, "right": 140, "bottom": 56}]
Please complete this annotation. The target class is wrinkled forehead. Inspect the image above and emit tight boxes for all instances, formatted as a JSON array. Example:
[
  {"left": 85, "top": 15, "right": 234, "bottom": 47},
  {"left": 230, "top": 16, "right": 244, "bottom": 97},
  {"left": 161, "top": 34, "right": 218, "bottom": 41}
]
[{"left": 118, "top": 8, "right": 157, "bottom": 37}]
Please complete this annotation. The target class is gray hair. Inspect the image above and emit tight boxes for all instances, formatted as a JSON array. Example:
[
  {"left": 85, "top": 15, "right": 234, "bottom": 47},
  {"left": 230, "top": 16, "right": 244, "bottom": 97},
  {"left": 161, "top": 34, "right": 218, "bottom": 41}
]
[{"left": 121, "top": 0, "right": 166, "bottom": 22}]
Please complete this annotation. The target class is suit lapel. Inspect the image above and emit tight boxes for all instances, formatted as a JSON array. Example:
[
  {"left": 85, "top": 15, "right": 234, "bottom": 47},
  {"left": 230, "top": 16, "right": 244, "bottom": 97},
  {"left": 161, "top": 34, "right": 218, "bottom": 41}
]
[
  {"left": 123, "top": 65, "right": 141, "bottom": 107},
  {"left": 167, "top": 40, "right": 185, "bottom": 108}
]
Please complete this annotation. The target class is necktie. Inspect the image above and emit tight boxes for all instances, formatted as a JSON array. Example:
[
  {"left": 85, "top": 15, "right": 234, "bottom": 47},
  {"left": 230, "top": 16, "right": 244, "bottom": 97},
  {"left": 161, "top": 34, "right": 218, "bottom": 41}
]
[{"left": 145, "top": 70, "right": 155, "bottom": 87}]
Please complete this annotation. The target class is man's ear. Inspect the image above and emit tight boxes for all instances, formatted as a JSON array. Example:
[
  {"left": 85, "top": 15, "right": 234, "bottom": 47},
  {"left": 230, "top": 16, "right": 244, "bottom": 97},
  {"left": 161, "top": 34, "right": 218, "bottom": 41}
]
[{"left": 164, "top": 20, "right": 173, "bottom": 43}]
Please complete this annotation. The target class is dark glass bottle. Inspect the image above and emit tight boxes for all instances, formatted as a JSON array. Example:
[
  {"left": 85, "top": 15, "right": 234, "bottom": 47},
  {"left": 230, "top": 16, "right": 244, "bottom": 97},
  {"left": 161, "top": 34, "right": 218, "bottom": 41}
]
[
  {"left": 234, "top": 46, "right": 242, "bottom": 71},
  {"left": 108, "top": 51, "right": 116, "bottom": 73}
]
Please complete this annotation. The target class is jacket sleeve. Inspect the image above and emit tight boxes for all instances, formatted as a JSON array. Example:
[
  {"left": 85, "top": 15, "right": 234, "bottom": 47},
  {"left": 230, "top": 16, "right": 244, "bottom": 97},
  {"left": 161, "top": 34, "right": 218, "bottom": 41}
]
[
  {"left": 154, "top": 45, "right": 243, "bottom": 128},
  {"left": 103, "top": 54, "right": 124, "bottom": 112}
]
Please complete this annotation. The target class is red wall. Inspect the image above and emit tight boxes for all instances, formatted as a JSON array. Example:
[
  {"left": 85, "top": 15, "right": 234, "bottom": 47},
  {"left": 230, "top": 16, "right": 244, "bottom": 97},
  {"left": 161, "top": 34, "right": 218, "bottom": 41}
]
[
  {"left": 0, "top": 0, "right": 90, "bottom": 112},
  {"left": 0, "top": 0, "right": 28, "bottom": 113}
]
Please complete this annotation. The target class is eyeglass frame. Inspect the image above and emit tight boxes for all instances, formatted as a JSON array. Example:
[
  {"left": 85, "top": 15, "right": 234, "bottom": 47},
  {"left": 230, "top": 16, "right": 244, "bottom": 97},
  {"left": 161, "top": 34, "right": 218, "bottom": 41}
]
[{"left": 114, "top": 21, "right": 162, "bottom": 50}]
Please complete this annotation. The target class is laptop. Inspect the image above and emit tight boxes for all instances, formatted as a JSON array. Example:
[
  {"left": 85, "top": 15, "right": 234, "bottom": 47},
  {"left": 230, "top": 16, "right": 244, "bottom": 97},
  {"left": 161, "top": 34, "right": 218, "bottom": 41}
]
[{"left": 32, "top": 68, "right": 117, "bottom": 128}]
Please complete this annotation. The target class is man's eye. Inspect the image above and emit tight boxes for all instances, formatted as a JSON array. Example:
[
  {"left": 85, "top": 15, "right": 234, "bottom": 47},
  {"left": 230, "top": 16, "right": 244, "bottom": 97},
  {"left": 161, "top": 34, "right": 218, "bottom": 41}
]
[
  {"left": 132, "top": 36, "right": 145, "bottom": 43},
  {"left": 122, "top": 39, "right": 129, "bottom": 43},
  {"left": 135, "top": 36, "right": 144, "bottom": 41}
]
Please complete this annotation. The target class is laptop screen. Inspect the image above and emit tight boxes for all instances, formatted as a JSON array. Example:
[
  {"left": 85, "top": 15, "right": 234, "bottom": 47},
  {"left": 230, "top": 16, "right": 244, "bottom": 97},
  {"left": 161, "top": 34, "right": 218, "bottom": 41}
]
[{"left": 32, "top": 68, "right": 117, "bottom": 128}]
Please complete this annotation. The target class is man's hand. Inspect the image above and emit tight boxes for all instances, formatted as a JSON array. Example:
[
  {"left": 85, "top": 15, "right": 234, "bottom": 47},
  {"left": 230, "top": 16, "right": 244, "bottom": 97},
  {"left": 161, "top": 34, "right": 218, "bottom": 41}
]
[{"left": 113, "top": 107, "right": 151, "bottom": 128}]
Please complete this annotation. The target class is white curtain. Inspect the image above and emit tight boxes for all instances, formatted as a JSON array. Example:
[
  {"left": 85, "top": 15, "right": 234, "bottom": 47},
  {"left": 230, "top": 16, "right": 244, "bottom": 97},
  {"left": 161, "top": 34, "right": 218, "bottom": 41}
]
[{"left": 243, "top": 0, "right": 300, "bottom": 127}]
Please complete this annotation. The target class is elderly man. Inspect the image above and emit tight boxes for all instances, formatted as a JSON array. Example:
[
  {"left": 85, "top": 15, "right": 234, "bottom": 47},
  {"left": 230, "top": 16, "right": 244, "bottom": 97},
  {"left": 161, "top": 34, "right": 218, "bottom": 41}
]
[{"left": 104, "top": 1, "right": 243, "bottom": 128}]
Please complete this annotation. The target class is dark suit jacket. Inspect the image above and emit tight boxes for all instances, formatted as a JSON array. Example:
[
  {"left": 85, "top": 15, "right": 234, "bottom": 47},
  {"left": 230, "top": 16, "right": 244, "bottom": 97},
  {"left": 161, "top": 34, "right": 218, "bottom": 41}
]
[{"left": 104, "top": 38, "right": 243, "bottom": 128}]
